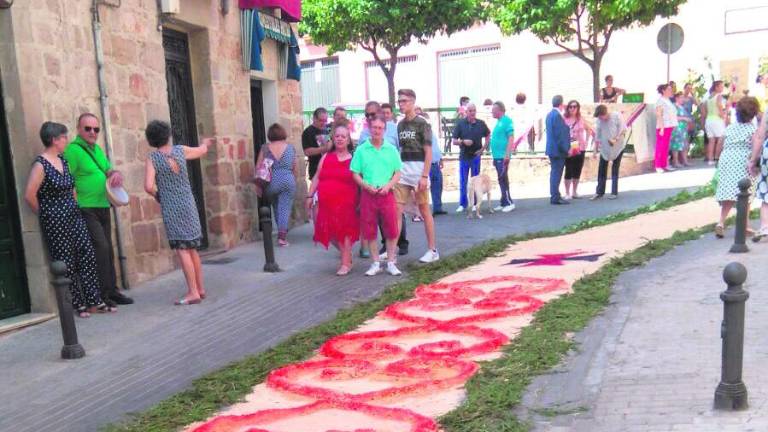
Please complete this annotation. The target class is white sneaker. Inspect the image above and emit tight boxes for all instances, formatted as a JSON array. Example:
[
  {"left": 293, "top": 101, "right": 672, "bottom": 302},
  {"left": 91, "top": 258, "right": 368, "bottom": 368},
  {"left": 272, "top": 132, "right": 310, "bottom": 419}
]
[
  {"left": 419, "top": 249, "right": 440, "bottom": 263},
  {"left": 655, "top": 168, "right": 664, "bottom": 173},
  {"left": 455, "top": 206, "right": 465, "bottom": 212},
  {"left": 502, "top": 204, "right": 516, "bottom": 212},
  {"left": 471, "top": 205, "right": 477, "bottom": 212},
  {"left": 493, "top": 205, "right": 504, "bottom": 211},
  {"left": 386, "top": 261, "right": 402, "bottom": 276},
  {"left": 365, "top": 262, "right": 382, "bottom": 276}
]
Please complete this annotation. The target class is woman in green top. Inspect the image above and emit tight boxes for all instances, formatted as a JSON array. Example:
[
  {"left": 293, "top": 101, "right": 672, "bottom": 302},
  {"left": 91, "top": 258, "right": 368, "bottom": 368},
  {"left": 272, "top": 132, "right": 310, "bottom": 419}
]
[{"left": 704, "top": 80, "right": 727, "bottom": 165}]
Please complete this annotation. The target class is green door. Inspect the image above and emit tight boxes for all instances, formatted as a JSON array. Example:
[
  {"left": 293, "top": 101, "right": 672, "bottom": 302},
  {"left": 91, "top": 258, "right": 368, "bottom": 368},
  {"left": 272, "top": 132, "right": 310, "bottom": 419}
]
[{"left": 0, "top": 79, "right": 29, "bottom": 320}]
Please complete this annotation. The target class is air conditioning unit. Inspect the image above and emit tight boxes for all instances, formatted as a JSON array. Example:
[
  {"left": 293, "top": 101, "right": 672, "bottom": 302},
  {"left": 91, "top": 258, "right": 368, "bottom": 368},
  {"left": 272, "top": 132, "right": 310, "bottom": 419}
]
[{"left": 161, "top": 0, "right": 180, "bottom": 14}]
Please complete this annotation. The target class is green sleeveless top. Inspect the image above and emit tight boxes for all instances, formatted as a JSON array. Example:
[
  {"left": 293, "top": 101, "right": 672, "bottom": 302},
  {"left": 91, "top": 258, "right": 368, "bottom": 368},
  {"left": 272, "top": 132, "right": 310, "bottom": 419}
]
[{"left": 706, "top": 94, "right": 723, "bottom": 120}]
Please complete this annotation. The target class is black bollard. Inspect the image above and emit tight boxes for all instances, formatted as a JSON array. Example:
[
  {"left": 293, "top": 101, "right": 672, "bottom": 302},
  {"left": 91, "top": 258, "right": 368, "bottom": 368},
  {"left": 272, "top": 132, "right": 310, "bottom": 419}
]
[
  {"left": 259, "top": 205, "right": 281, "bottom": 272},
  {"left": 730, "top": 178, "right": 751, "bottom": 253},
  {"left": 51, "top": 261, "right": 86, "bottom": 359},
  {"left": 714, "top": 262, "right": 749, "bottom": 411}
]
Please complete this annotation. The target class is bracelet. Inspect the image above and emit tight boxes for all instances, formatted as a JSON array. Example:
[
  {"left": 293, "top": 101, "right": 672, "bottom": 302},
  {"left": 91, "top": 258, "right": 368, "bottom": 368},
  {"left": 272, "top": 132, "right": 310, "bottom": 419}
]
[{"left": 421, "top": 175, "right": 428, "bottom": 178}]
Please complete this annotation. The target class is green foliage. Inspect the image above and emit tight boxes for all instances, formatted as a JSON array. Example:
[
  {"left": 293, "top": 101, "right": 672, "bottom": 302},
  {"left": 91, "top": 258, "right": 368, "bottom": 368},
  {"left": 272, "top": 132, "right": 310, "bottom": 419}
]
[
  {"left": 489, "top": 0, "right": 686, "bottom": 100},
  {"left": 491, "top": 0, "right": 684, "bottom": 43},
  {"left": 300, "top": 0, "right": 484, "bottom": 102},
  {"left": 300, "top": 0, "right": 483, "bottom": 54}
]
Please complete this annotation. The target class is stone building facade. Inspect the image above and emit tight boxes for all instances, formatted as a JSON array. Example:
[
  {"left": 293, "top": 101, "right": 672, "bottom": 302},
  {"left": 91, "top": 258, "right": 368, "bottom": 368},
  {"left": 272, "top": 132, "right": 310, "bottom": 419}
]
[{"left": 0, "top": 0, "right": 305, "bottom": 328}]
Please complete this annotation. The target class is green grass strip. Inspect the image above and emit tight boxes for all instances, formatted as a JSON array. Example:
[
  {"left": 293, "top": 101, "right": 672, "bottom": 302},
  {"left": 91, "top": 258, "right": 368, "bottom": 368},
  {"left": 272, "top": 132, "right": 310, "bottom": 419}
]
[
  {"left": 439, "top": 226, "right": 712, "bottom": 431},
  {"left": 105, "top": 183, "right": 713, "bottom": 432}
]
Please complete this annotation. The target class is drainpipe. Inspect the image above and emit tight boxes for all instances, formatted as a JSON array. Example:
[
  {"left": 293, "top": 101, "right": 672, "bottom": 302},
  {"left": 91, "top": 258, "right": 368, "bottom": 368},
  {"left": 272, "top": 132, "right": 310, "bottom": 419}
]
[{"left": 91, "top": 0, "right": 131, "bottom": 290}]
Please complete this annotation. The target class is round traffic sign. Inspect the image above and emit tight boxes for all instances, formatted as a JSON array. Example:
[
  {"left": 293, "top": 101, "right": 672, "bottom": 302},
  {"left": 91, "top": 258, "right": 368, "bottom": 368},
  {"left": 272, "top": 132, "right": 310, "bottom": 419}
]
[{"left": 657, "top": 23, "right": 684, "bottom": 54}]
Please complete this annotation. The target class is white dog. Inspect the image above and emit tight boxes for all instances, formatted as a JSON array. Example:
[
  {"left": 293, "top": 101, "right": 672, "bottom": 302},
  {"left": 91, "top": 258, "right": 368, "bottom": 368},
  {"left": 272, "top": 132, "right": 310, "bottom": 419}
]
[{"left": 467, "top": 174, "right": 494, "bottom": 219}]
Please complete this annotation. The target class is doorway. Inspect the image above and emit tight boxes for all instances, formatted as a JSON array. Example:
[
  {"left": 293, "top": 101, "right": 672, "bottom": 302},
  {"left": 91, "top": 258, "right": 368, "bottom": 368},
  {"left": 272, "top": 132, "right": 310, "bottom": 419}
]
[
  {"left": 0, "top": 79, "right": 30, "bottom": 320},
  {"left": 251, "top": 80, "right": 268, "bottom": 219},
  {"left": 162, "top": 28, "right": 209, "bottom": 248},
  {"left": 250, "top": 80, "right": 267, "bottom": 162}
]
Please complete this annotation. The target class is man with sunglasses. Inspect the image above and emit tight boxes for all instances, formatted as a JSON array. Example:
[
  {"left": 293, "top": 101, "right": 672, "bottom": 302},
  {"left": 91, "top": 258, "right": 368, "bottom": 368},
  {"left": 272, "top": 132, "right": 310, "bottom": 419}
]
[
  {"left": 358, "top": 101, "right": 399, "bottom": 149},
  {"left": 63, "top": 113, "right": 134, "bottom": 306},
  {"left": 358, "top": 101, "right": 407, "bottom": 258}
]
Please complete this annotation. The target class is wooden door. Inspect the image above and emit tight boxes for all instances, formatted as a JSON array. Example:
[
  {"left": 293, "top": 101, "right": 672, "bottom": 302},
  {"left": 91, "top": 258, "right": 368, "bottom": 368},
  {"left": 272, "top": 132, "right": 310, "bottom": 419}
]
[
  {"left": 162, "top": 29, "right": 209, "bottom": 248},
  {"left": 0, "top": 79, "right": 30, "bottom": 319}
]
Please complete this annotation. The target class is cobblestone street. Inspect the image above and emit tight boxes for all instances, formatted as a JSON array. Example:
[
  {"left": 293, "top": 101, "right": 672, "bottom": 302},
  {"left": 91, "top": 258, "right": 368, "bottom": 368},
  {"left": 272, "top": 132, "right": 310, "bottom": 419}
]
[{"left": 521, "top": 226, "right": 768, "bottom": 432}]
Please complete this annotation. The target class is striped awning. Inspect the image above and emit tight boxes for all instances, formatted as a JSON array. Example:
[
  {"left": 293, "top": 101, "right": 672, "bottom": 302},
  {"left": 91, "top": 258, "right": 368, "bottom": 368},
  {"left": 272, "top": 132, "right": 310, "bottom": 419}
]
[
  {"left": 240, "top": 9, "right": 265, "bottom": 71},
  {"left": 239, "top": 0, "right": 301, "bottom": 22}
]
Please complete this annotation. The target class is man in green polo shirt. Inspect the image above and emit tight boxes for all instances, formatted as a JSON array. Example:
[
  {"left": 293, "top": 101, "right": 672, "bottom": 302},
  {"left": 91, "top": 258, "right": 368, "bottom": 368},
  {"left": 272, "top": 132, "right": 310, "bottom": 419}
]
[
  {"left": 350, "top": 116, "right": 402, "bottom": 277},
  {"left": 63, "top": 113, "right": 133, "bottom": 306},
  {"left": 490, "top": 101, "right": 516, "bottom": 212}
]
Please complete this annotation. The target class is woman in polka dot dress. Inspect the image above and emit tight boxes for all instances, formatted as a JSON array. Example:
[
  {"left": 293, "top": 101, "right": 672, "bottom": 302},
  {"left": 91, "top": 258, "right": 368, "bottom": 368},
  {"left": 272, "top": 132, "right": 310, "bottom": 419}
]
[
  {"left": 714, "top": 97, "right": 759, "bottom": 238},
  {"left": 24, "top": 122, "right": 115, "bottom": 318},
  {"left": 255, "top": 123, "right": 297, "bottom": 247},
  {"left": 143, "top": 120, "right": 210, "bottom": 306},
  {"left": 750, "top": 101, "right": 768, "bottom": 241}
]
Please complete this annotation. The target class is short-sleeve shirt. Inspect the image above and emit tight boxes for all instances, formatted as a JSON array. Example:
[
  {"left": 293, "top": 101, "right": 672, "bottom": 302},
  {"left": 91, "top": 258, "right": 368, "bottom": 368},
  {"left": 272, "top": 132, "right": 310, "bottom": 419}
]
[
  {"left": 301, "top": 124, "right": 329, "bottom": 179},
  {"left": 397, "top": 116, "right": 432, "bottom": 162},
  {"left": 490, "top": 115, "right": 514, "bottom": 159},
  {"left": 63, "top": 135, "right": 112, "bottom": 208},
  {"left": 350, "top": 140, "right": 402, "bottom": 188},
  {"left": 453, "top": 118, "right": 490, "bottom": 160}
]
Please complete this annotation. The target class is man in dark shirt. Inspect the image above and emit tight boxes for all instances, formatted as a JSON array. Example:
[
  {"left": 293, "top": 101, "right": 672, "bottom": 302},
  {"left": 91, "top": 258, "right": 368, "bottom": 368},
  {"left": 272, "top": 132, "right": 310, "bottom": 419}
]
[
  {"left": 452, "top": 103, "right": 490, "bottom": 212},
  {"left": 301, "top": 107, "right": 331, "bottom": 180}
]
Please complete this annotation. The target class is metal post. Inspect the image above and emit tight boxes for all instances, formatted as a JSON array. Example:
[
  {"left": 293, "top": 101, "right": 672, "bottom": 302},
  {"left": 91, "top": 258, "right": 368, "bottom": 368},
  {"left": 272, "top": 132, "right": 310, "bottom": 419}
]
[
  {"left": 730, "top": 178, "right": 751, "bottom": 253},
  {"left": 714, "top": 262, "right": 749, "bottom": 411},
  {"left": 51, "top": 261, "right": 86, "bottom": 360},
  {"left": 259, "top": 206, "right": 281, "bottom": 272}
]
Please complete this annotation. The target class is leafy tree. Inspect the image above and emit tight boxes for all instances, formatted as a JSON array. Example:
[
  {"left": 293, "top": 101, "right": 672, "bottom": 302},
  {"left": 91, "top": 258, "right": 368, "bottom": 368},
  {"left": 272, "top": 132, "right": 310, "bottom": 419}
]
[
  {"left": 300, "top": 0, "right": 484, "bottom": 104},
  {"left": 490, "top": 0, "right": 686, "bottom": 101}
]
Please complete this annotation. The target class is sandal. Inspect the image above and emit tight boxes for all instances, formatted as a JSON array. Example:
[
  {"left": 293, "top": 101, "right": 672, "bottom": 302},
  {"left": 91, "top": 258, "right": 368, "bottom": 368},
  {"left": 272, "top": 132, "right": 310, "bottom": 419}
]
[
  {"left": 89, "top": 303, "right": 117, "bottom": 314},
  {"left": 336, "top": 265, "right": 351, "bottom": 276},
  {"left": 174, "top": 297, "right": 202, "bottom": 306},
  {"left": 714, "top": 224, "right": 725, "bottom": 238},
  {"left": 753, "top": 228, "right": 768, "bottom": 243},
  {"left": 76, "top": 307, "right": 91, "bottom": 319}
]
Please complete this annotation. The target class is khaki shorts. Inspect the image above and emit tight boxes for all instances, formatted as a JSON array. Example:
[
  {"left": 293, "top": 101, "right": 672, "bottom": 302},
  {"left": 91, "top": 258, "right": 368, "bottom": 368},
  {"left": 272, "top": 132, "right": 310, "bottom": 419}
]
[{"left": 394, "top": 183, "right": 430, "bottom": 206}]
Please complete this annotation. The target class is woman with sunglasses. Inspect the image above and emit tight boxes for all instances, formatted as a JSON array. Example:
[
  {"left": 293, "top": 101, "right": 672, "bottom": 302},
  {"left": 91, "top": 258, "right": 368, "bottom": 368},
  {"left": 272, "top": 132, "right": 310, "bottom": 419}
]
[{"left": 563, "top": 100, "right": 594, "bottom": 199}]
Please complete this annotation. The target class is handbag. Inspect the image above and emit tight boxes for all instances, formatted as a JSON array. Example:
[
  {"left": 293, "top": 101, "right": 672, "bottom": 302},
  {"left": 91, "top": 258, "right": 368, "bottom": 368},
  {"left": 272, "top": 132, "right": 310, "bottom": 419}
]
[
  {"left": 254, "top": 149, "right": 274, "bottom": 188},
  {"left": 77, "top": 142, "right": 129, "bottom": 207}
]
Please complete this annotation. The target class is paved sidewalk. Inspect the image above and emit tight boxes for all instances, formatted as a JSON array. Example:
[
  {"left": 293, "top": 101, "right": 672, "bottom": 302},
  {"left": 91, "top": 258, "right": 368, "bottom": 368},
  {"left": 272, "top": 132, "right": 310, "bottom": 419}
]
[
  {"left": 520, "top": 227, "right": 768, "bottom": 432},
  {"left": 0, "top": 166, "right": 711, "bottom": 432}
]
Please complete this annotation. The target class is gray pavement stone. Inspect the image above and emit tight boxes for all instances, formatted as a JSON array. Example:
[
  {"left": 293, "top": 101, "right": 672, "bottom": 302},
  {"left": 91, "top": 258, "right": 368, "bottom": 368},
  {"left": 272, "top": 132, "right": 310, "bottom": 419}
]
[
  {"left": 0, "top": 167, "right": 711, "bottom": 432},
  {"left": 520, "top": 222, "right": 768, "bottom": 432}
]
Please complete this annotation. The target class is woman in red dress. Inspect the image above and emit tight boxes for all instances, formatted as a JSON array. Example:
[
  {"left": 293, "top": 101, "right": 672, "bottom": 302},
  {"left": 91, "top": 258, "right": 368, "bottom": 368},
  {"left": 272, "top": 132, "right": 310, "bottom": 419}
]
[{"left": 306, "top": 124, "right": 360, "bottom": 275}]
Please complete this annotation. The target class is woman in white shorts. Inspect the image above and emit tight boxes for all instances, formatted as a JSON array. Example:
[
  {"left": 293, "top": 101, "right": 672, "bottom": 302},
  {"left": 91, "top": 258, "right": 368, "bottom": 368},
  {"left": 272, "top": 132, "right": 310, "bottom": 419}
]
[{"left": 705, "top": 80, "right": 727, "bottom": 165}]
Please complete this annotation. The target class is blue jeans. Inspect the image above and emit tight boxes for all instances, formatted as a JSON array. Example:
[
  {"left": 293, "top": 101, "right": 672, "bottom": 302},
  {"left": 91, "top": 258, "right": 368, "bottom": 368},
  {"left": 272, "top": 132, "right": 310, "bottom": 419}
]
[
  {"left": 459, "top": 155, "right": 481, "bottom": 207},
  {"left": 549, "top": 157, "right": 566, "bottom": 202},
  {"left": 492, "top": 159, "right": 513, "bottom": 207},
  {"left": 429, "top": 162, "right": 443, "bottom": 212}
]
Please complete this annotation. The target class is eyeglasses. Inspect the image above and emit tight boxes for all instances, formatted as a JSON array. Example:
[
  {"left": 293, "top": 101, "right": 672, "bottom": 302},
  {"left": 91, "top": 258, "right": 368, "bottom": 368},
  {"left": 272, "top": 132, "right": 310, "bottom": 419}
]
[
  {"left": 365, "top": 112, "right": 377, "bottom": 118},
  {"left": 84, "top": 126, "right": 101, "bottom": 133}
]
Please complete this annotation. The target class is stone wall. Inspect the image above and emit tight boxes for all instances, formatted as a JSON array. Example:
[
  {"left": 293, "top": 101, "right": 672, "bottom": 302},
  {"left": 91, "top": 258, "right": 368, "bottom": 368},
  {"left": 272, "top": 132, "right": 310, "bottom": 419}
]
[{"left": 0, "top": 0, "right": 303, "bottom": 315}]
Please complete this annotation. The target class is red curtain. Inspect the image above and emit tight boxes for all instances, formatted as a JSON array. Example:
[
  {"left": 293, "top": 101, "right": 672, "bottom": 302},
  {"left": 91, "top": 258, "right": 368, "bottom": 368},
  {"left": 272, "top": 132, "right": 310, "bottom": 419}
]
[{"left": 239, "top": 0, "right": 301, "bottom": 22}]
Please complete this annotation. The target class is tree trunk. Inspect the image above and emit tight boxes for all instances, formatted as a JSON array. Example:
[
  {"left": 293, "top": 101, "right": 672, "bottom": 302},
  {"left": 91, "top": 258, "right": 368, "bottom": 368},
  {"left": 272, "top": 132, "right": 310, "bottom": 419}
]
[
  {"left": 386, "top": 67, "right": 396, "bottom": 106},
  {"left": 591, "top": 57, "right": 602, "bottom": 103}
]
